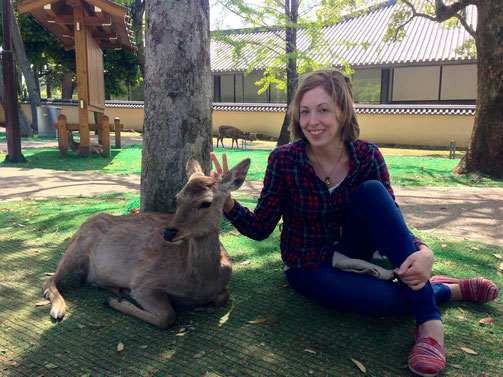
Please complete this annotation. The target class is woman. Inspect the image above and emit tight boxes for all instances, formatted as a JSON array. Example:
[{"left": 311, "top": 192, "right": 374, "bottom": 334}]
[{"left": 210, "top": 69, "right": 498, "bottom": 376}]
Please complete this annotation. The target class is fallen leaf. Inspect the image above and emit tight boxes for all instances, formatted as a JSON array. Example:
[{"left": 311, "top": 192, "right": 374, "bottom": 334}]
[
  {"left": 470, "top": 247, "right": 480, "bottom": 251},
  {"left": 441, "top": 244, "right": 447, "bottom": 248},
  {"left": 43, "top": 272, "right": 55, "bottom": 276},
  {"left": 460, "top": 347, "right": 477, "bottom": 355},
  {"left": 496, "top": 271, "right": 503, "bottom": 278},
  {"left": 246, "top": 318, "right": 268, "bottom": 324},
  {"left": 478, "top": 317, "right": 495, "bottom": 326},
  {"left": 229, "top": 230, "right": 241, "bottom": 236},
  {"left": 239, "top": 260, "right": 251, "bottom": 265},
  {"left": 117, "top": 341, "right": 124, "bottom": 352},
  {"left": 493, "top": 254, "right": 502, "bottom": 259},
  {"left": 86, "top": 322, "right": 109, "bottom": 328},
  {"left": 304, "top": 349, "right": 317, "bottom": 354},
  {"left": 35, "top": 300, "right": 50, "bottom": 307},
  {"left": 350, "top": 358, "right": 367, "bottom": 373},
  {"left": 45, "top": 363, "right": 58, "bottom": 369},
  {"left": 139, "top": 345, "right": 148, "bottom": 349},
  {"left": 193, "top": 351, "right": 205, "bottom": 359},
  {"left": 499, "top": 262, "right": 503, "bottom": 271},
  {"left": 218, "top": 312, "right": 231, "bottom": 327}
]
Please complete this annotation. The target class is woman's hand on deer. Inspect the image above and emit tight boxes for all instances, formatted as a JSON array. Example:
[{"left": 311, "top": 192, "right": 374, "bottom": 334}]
[{"left": 210, "top": 152, "right": 234, "bottom": 213}]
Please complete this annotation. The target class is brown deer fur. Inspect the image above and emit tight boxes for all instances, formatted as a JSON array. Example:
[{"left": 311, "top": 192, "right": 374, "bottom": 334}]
[
  {"left": 216, "top": 125, "right": 257, "bottom": 149},
  {"left": 42, "top": 156, "right": 251, "bottom": 328}
]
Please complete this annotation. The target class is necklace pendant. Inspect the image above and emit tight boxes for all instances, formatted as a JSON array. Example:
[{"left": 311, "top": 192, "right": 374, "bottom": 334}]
[{"left": 324, "top": 177, "right": 331, "bottom": 185}]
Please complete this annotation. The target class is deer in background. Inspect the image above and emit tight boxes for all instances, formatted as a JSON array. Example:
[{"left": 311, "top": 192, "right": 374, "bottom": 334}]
[
  {"left": 67, "top": 131, "right": 104, "bottom": 155},
  {"left": 216, "top": 125, "right": 258, "bottom": 149},
  {"left": 42, "top": 156, "right": 251, "bottom": 329}
]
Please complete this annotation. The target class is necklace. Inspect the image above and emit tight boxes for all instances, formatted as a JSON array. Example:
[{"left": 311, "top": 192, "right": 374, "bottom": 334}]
[{"left": 311, "top": 146, "right": 345, "bottom": 186}]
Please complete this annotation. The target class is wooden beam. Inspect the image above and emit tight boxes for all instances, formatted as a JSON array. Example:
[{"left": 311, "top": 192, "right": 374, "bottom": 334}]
[
  {"left": 47, "top": 15, "right": 111, "bottom": 26},
  {"left": 14, "top": 0, "right": 59, "bottom": 14},
  {"left": 74, "top": 1, "right": 90, "bottom": 157}
]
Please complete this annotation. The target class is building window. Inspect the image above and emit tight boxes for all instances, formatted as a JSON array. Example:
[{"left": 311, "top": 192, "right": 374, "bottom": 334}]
[
  {"left": 243, "top": 73, "right": 268, "bottom": 103},
  {"left": 352, "top": 69, "right": 381, "bottom": 103},
  {"left": 440, "top": 64, "right": 476, "bottom": 101},
  {"left": 393, "top": 66, "right": 441, "bottom": 101}
]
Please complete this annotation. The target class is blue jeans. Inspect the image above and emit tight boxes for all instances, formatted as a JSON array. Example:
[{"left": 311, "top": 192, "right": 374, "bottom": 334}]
[{"left": 285, "top": 180, "right": 451, "bottom": 325}]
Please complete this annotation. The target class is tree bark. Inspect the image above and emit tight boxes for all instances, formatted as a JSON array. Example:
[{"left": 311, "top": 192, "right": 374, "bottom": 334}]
[
  {"left": 0, "top": 54, "right": 33, "bottom": 138},
  {"left": 141, "top": 0, "right": 213, "bottom": 213},
  {"left": 453, "top": 1, "right": 503, "bottom": 178},
  {"left": 8, "top": 0, "right": 40, "bottom": 134},
  {"left": 277, "top": 0, "right": 299, "bottom": 146},
  {"left": 61, "top": 76, "right": 76, "bottom": 99}
]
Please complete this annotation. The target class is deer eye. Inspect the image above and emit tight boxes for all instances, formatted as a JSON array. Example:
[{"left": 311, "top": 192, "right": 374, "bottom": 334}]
[{"left": 199, "top": 201, "right": 212, "bottom": 209}]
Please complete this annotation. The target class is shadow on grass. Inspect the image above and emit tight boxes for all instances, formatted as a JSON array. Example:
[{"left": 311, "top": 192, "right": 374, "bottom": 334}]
[{"left": 0, "top": 195, "right": 502, "bottom": 376}]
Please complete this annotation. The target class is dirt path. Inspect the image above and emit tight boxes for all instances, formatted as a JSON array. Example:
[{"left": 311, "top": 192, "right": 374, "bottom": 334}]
[{"left": 1, "top": 166, "right": 502, "bottom": 247}]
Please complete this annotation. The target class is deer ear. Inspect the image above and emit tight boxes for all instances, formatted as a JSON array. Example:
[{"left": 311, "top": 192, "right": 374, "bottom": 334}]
[
  {"left": 220, "top": 158, "right": 251, "bottom": 192},
  {"left": 186, "top": 156, "right": 203, "bottom": 178}
]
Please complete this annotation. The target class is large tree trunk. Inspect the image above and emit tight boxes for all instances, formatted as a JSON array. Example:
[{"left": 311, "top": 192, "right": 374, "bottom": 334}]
[
  {"left": 9, "top": 0, "right": 40, "bottom": 134},
  {"left": 277, "top": 0, "right": 299, "bottom": 146},
  {"left": 141, "top": 0, "right": 212, "bottom": 213},
  {"left": 61, "top": 76, "right": 76, "bottom": 99},
  {"left": 453, "top": 1, "right": 503, "bottom": 178},
  {"left": 0, "top": 55, "right": 33, "bottom": 138}
]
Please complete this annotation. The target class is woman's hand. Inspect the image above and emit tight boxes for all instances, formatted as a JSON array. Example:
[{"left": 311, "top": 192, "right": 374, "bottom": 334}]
[
  {"left": 393, "top": 246, "right": 434, "bottom": 291},
  {"left": 210, "top": 152, "right": 235, "bottom": 213}
]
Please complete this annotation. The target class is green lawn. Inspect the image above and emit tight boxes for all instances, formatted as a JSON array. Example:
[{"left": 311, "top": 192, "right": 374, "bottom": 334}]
[
  {"left": 2, "top": 143, "right": 502, "bottom": 188},
  {"left": 0, "top": 194, "right": 501, "bottom": 376}
]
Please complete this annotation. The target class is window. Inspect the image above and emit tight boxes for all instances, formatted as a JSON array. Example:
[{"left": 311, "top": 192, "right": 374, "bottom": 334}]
[
  {"left": 440, "top": 64, "right": 476, "bottom": 100},
  {"left": 243, "top": 73, "right": 268, "bottom": 103},
  {"left": 393, "top": 66, "right": 440, "bottom": 101},
  {"left": 352, "top": 69, "right": 381, "bottom": 103}
]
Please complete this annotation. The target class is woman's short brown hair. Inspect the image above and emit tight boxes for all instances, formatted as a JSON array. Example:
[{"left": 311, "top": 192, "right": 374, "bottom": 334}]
[{"left": 288, "top": 69, "right": 360, "bottom": 143}]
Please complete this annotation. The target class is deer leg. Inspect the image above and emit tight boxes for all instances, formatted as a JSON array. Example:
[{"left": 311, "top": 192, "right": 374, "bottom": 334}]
[
  {"left": 106, "top": 290, "right": 176, "bottom": 329},
  {"left": 101, "top": 286, "right": 131, "bottom": 298},
  {"left": 212, "top": 288, "right": 229, "bottom": 307},
  {"left": 43, "top": 235, "right": 90, "bottom": 319}
]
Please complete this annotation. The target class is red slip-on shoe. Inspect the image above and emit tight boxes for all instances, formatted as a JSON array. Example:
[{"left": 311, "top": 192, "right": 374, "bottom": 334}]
[
  {"left": 430, "top": 275, "right": 499, "bottom": 304},
  {"left": 408, "top": 336, "right": 446, "bottom": 377}
]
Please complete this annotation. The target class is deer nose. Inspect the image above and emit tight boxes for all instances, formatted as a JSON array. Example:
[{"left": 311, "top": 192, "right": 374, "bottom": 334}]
[{"left": 164, "top": 228, "right": 178, "bottom": 242}]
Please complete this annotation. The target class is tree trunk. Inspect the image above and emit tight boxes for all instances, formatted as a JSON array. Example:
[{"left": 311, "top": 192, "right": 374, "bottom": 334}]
[
  {"left": 8, "top": 0, "right": 40, "bottom": 133},
  {"left": 0, "top": 54, "right": 33, "bottom": 137},
  {"left": 61, "top": 76, "right": 76, "bottom": 99},
  {"left": 453, "top": 1, "right": 503, "bottom": 178},
  {"left": 133, "top": 0, "right": 145, "bottom": 77},
  {"left": 141, "top": 0, "right": 212, "bottom": 213},
  {"left": 277, "top": 0, "right": 299, "bottom": 146}
]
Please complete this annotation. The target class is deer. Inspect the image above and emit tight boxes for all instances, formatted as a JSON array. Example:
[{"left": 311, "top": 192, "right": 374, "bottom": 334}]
[
  {"left": 67, "top": 131, "right": 104, "bottom": 155},
  {"left": 42, "top": 156, "right": 251, "bottom": 329},
  {"left": 216, "top": 125, "right": 257, "bottom": 149}
]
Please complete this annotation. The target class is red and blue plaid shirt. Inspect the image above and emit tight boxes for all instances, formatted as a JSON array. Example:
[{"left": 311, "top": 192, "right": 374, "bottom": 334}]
[{"left": 225, "top": 139, "right": 426, "bottom": 270}]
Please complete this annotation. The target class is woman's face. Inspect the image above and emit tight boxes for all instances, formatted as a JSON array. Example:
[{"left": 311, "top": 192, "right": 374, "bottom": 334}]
[{"left": 299, "top": 86, "right": 343, "bottom": 149}]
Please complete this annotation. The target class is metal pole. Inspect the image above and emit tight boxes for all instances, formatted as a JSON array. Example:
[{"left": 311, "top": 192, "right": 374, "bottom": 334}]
[{"left": 2, "top": 0, "right": 25, "bottom": 163}]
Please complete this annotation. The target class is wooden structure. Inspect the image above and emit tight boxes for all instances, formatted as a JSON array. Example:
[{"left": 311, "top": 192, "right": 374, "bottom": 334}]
[{"left": 15, "top": 0, "right": 136, "bottom": 156}]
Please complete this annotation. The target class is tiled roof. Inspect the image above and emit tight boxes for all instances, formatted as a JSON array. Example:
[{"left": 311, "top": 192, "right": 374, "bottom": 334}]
[
  {"left": 37, "top": 100, "right": 475, "bottom": 116},
  {"left": 211, "top": 0, "right": 476, "bottom": 72}
]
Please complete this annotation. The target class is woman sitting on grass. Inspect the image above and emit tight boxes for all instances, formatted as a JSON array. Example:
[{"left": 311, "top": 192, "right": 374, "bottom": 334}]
[{"left": 210, "top": 69, "right": 498, "bottom": 377}]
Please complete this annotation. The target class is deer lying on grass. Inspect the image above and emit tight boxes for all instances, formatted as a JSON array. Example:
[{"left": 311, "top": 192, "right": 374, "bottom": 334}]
[
  {"left": 216, "top": 125, "right": 258, "bottom": 149},
  {"left": 43, "top": 156, "right": 251, "bottom": 329},
  {"left": 67, "top": 131, "right": 104, "bottom": 155}
]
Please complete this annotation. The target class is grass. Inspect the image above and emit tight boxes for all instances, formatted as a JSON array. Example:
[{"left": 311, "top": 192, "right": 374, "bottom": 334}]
[
  {"left": 2, "top": 139, "right": 501, "bottom": 187},
  {"left": 0, "top": 194, "right": 501, "bottom": 376}
]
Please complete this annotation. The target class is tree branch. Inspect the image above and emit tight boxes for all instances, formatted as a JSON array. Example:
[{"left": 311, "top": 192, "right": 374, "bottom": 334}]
[{"left": 402, "top": 0, "right": 477, "bottom": 38}]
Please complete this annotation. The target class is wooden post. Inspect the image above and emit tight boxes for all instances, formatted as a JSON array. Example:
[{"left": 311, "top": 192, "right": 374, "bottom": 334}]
[
  {"left": 57, "top": 114, "right": 69, "bottom": 157},
  {"left": 101, "top": 115, "right": 111, "bottom": 157},
  {"left": 97, "top": 112, "right": 103, "bottom": 144},
  {"left": 114, "top": 117, "right": 122, "bottom": 148},
  {"left": 73, "top": 1, "right": 90, "bottom": 157}
]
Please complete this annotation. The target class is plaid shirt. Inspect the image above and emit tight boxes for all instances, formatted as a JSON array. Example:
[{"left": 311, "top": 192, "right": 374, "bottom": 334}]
[{"left": 225, "top": 139, "right": 426, "bottom": 270}]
